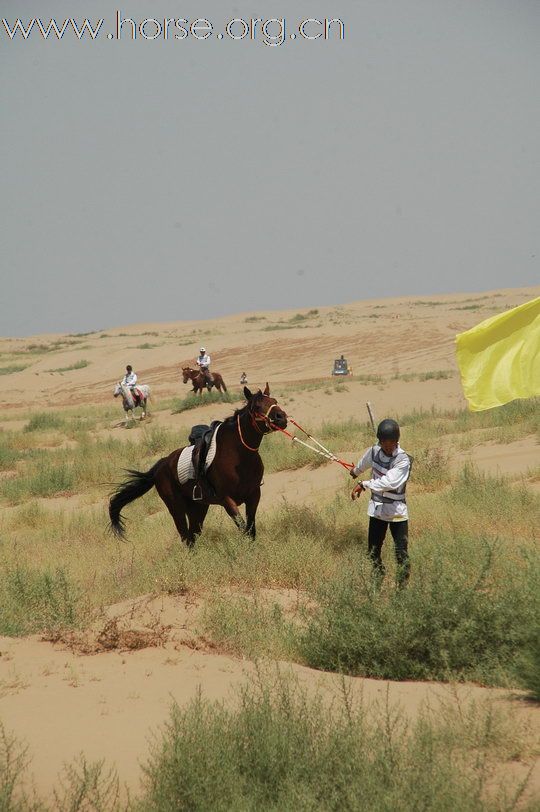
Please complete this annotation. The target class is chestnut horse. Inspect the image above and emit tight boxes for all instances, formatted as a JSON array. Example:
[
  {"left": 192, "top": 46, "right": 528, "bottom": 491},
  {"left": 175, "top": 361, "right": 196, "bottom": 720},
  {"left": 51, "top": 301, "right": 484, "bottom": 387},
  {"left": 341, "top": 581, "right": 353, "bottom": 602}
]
[
  {"left": 182, "top": 366, "right": 228, "bottom": 394},
  {"left": 109, "top": 385, "right": 287, "bottom": 546}
]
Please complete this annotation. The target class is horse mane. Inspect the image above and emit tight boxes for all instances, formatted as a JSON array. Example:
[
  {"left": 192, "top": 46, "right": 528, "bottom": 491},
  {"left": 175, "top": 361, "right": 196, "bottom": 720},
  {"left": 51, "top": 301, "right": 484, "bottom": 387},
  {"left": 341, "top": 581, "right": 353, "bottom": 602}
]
[
  {"left": 223, "top": 403, "right": 249, "bottom": 425},
  {"left": 222, "top": 391, "right": 265, "bottom": 425}
]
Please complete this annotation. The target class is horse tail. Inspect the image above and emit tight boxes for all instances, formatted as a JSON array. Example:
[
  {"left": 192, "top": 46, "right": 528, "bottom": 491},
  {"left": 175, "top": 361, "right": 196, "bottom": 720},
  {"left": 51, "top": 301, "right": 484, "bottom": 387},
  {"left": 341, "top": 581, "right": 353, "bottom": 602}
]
[
  {"left": 220, "top": 376, "right": 228, "bottom": 393},
  {"left": 109, "top": 458, "right": 163, "bottom": 538}
]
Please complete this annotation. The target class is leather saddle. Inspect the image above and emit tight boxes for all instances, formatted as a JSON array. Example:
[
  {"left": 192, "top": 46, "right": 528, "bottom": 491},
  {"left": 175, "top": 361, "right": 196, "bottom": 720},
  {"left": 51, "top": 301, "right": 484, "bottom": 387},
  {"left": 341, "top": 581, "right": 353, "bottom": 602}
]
[{"left": 189, "top": 420, "right": 221, "bottom": 500}]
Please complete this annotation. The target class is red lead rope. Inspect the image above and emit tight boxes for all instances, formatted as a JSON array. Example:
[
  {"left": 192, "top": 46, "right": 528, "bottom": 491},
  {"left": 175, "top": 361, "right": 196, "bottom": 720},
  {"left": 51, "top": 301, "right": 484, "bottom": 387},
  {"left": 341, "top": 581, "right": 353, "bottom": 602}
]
[{"left": 259, "top": 413, "right": 354, "bottom": 471}]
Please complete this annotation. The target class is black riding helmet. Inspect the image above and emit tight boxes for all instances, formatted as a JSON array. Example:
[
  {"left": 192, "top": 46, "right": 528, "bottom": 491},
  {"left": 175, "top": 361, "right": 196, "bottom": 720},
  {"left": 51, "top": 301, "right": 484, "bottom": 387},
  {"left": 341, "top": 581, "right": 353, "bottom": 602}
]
[{"left": 377, "top": 418, "right": 400, "bottom": 441}]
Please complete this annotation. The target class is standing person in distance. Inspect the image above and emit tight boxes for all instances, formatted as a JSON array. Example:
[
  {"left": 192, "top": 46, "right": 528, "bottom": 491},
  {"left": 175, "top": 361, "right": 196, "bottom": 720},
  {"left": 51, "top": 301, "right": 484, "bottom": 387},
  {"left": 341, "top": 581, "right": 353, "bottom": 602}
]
[
  {"left": 350, "top": 418, "right": 411, "bottom": 587},
  {"left": 196, "top": 347, "right": 212, "bottom": 390}
]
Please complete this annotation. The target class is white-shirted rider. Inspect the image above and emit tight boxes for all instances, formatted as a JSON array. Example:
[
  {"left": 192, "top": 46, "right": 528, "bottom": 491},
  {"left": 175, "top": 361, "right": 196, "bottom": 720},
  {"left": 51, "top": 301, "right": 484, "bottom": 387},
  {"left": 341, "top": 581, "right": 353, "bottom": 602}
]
[
  {"left": 196, "top": 348, "right": 212, "bottom": 389},
  {"left": 121, "top": 365, "right": 138, "bottom": 400}
]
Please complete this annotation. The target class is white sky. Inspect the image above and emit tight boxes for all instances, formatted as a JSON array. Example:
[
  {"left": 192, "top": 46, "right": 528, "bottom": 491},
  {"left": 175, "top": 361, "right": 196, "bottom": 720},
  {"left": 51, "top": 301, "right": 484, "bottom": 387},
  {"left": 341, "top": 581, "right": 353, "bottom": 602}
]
[{"left": 1, "top": 0, "right": 539, "bottom": 335}]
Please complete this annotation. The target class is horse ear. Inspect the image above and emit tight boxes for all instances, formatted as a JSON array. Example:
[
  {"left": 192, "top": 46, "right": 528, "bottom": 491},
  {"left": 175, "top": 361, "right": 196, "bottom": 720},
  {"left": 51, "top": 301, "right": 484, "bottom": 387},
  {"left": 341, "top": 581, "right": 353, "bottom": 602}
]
[
  {"left": 244, "top": 386, "right": 252, "bottom": 400},
  {"left": 264, "top": 382, "right": 270, "bottom": 396}
]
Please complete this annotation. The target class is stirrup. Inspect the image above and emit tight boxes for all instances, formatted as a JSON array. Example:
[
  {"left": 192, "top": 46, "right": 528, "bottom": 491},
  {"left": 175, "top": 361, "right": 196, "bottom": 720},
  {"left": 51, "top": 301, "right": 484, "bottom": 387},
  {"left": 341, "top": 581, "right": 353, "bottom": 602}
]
[{"left": 192, "top": 483, "right": 203, "bottom": 501}]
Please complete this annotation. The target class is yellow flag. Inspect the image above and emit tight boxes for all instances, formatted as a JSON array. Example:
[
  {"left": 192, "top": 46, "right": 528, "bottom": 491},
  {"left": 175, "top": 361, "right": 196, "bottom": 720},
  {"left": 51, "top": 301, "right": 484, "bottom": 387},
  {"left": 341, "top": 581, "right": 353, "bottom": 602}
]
[{"left": 455, "top": 297, "right": 540, "bottom": 411}]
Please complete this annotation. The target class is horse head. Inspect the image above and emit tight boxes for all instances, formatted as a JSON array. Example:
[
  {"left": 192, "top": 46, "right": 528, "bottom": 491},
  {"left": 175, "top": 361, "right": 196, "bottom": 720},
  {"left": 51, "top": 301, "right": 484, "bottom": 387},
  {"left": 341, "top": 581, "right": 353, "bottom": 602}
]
[
  {"left": 115, "top": 382, "right": 134, "bottom": 409},
  {"left": 243, "top": 384, "right": 287, "bottom": 431},
  {"left": 182, "top": 367, "right": 194, "bottom": 384}
]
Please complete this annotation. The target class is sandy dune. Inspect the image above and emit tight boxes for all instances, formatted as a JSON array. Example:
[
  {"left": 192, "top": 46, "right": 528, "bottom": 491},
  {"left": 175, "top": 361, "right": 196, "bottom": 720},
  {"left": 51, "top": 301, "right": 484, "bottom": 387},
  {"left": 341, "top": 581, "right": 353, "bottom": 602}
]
[
  {"left": 1, "top": 285, "right": 538, "bottom": 411},
  {"left": 1, "top": 594, "right": 539, "bottom": 800}
]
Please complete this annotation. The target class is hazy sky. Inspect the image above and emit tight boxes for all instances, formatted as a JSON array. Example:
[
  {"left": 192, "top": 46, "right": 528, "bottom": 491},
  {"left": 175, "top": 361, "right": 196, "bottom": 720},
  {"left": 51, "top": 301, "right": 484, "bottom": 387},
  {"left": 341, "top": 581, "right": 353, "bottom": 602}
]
[{"left": 1, "top": 0, "right": 539, "bottom": 336}]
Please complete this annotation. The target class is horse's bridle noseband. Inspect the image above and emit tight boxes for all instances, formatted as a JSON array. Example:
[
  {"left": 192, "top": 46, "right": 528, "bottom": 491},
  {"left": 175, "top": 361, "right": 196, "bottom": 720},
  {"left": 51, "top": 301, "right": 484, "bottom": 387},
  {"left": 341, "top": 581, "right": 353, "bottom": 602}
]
[
  {"left": 252, "top": 402, "right": 286, "bottom": 433},
  {"left": 237, "top": 401, "right": 286, "bottom": 451}
]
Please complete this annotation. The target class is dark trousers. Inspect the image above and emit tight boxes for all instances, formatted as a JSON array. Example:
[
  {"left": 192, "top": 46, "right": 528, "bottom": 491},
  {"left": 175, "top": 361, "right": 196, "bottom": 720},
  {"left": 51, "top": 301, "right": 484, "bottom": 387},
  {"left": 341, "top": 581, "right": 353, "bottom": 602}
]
[{"left": 368, "top": 517, "right": 410, "bottom": 586}]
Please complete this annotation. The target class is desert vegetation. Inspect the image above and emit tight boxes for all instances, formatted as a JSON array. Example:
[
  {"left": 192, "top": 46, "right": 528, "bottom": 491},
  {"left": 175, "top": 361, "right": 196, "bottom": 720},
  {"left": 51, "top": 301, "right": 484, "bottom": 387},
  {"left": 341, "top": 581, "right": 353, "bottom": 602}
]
[
  {"left": 1, "top": 675, "right": 536, "bottom": 810},
  {"left": 0, "top": 391, "right": 538, "bottom": 807}
]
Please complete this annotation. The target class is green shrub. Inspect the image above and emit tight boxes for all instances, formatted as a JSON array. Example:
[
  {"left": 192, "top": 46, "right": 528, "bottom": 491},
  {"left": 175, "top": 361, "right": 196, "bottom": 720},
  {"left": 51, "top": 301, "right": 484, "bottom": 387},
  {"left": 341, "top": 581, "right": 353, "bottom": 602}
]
[
  {"left": 137, "top": 674, "right": 531, "bottom": 811},
  {"left": 412, "top": 447, "right": 451, "bottom": 489},
  {"left": 0, "top": 460, "right": 75, "bottom": 501},
  {"left": 262, "top": 323, "right": 304, "bottom": 331},
  {"left": 515, "top": 629, "right": 540, "bottom": 702},
  {"left": 449, "top": 464, "right": 537, "bottom": 519},
  {"left": 0, "top": 566, "right": 82, "bottom": 636},
  {"left": 0, "top": 437, "right": 19, "bottom": 471},
  {"left": 298, "top": 536, "right": 539, "bottom": 684},
  {"left": 418, "top": 370, "right": 453, "bottom": 380},
  {"left": 140, "top": 426, "right": 179, "bottom": 456},
  {"left": 0, "top": 724, "right": 36, "bottom": 812},
  {"left": 45, "top": 359, "right": 90, "bottom": 373},
  {"left": 0, "top": 365, "right": 27, "bottom": 376},
  {"left": 24, "top": 412, "right": 65, "bottom": 432},
  {"left": 203, "top": 596, "right": 294, "bottom": 659},
  {"left": 172, "top": 390, "right": 235, "bottom": 413}
]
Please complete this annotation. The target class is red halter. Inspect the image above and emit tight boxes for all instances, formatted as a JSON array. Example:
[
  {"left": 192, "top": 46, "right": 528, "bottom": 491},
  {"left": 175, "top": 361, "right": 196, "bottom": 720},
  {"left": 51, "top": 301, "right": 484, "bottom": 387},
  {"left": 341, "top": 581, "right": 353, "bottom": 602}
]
[{"left": 237, "top": 403, "right": 282, "bottom": 452}]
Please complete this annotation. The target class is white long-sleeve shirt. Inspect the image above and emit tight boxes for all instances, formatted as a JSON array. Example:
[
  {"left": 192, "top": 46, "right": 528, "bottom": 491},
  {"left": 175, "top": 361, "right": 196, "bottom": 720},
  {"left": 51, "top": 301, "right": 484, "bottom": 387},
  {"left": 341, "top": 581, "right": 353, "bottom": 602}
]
[
  {"left": 122, "top": 371, "right": 137, "bottom": 387},
  {"left": 196, "top": 354, "right": 211, "bottom": 368},
  {"left": 353, "top": 443, "right": 411, "bottom": 521}
]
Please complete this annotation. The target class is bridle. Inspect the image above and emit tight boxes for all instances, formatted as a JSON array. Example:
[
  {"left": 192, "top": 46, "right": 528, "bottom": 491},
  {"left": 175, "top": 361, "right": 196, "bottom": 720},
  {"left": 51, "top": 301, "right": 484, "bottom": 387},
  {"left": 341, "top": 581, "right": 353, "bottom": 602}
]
[{"left": 237, "top": 400, "right": 285, "bottom": 452}]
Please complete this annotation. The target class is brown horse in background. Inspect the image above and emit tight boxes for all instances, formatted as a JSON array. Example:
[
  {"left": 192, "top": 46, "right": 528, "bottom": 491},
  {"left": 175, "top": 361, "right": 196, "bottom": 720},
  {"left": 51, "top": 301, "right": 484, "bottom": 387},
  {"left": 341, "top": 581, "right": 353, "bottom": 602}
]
[
  {"left": 109, "top": 385, "right": 287, "bottom": 546},
  {"left": 182, "top": 366, "right": 228, "bottom": 394}
]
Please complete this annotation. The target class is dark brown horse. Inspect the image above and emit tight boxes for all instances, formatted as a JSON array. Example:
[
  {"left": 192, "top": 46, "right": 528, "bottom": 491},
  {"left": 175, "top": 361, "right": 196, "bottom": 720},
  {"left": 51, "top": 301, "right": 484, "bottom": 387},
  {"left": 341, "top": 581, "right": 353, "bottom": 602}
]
[
  {"left": 109, "top": 385, "right": 287, "bottom": 546},
  {"left": 182, "top": 366, "right": 228, "bottom": 394}
]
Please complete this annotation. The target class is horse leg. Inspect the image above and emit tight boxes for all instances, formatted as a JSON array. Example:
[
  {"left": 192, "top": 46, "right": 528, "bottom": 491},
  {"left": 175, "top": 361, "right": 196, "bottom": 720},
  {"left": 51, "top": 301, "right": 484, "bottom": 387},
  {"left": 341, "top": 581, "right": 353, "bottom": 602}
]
[
  {"left": 222, "top": 496, "right": 247, "bottom": 533},
  {"left": 154, "top": 477, "right": 192, "bottom": 546},
  {"left": 245, "top": 488, "right": 261, "bottom": 540},
  {"left": 187, "top": 502, "right": 209, "bottom": 545}
]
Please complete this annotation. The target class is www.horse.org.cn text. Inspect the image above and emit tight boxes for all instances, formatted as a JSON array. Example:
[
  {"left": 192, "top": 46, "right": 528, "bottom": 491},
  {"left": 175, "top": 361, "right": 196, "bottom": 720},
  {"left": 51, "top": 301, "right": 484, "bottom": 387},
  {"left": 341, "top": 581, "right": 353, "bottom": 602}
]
[{"left": 2, "top": 13, "right": 346, "bottom": 46}]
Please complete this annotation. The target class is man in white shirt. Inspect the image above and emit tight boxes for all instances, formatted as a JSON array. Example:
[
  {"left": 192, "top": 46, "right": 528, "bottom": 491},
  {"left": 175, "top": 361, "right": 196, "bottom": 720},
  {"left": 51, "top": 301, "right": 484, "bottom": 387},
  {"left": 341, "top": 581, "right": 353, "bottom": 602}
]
[
  {"left": 350, "top": 418, "right": 411, "bottom": 586},
  {"left": 196, "top": 347, "right": 212, "bottom": 389},
  {"left": 122, "top": 365, "right": 137, "bottom": 389}
]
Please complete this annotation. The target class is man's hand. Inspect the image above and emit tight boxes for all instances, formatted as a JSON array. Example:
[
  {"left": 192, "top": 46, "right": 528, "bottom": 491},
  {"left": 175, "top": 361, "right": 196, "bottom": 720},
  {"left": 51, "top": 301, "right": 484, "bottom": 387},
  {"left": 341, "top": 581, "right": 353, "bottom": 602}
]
[{"left": 351, "top": 483, "right": 364, "bottom": 500}]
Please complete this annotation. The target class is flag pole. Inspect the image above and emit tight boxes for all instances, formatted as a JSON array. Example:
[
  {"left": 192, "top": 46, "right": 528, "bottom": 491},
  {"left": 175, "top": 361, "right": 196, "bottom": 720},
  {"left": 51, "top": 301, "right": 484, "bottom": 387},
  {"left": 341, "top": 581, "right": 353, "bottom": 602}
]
[{"left": 366, "top": 401, "right": 377, "bottom": 435}]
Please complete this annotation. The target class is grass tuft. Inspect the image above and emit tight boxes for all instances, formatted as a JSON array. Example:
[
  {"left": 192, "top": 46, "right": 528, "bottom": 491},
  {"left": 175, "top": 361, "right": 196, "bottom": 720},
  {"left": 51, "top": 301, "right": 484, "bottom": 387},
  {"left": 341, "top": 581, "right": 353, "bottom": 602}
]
[
  {"left": 172, "top": 390, "right": 235, "bottom": 413},
  {"left": 0, "top": 567, "right": 82, "bottom": 636},
  {"left": 24, "top": 412, "right": 66, "bottom": 433},
  {"left": 44, "top": 359, "right": 90, "bottom": 373},
  {"left": 0, "top": 365, "right": 28, "bottom": 375}
]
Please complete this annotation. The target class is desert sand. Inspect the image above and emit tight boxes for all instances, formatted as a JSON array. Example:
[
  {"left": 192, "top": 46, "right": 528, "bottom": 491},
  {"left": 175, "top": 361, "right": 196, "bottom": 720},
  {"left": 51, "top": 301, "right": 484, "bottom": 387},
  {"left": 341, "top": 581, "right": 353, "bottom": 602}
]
[{"left": 0, "top": 285, "right": 539, "bottom": 798}]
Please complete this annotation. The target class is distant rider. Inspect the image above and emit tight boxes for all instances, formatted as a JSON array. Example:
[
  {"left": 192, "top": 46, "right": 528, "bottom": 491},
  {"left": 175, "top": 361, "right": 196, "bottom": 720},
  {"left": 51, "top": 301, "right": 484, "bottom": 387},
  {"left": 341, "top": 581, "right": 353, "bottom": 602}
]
[
  {"left": 196, "top": 347, "right": 212, "bottom": 389},
  {"left": 121, "top": 365, "right": 138, "bottom": 401},
  {"left": 240, "top": 371, "right": 248, "bottom": 385}
]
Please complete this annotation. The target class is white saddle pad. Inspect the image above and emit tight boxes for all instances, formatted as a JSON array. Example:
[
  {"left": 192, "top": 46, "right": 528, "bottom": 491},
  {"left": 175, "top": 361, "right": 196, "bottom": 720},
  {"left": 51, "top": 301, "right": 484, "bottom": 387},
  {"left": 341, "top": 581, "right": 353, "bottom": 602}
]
[{"left": 176, "top": 424, "right": 221, "bottom": 485}]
